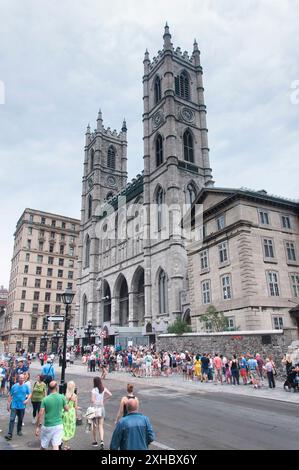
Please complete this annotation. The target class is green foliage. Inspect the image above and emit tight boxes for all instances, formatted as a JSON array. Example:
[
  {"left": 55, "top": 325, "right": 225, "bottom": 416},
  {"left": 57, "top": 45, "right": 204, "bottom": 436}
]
[
  {"left": 199, "top": 305, "right": 235, "bottom": 332},
  {"left": 167, "top": 318, "right": 192, "bottom": 334}
]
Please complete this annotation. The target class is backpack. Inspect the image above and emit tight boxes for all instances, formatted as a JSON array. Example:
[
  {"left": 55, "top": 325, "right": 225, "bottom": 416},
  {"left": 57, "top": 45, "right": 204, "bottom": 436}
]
[{"left": 43, "top": 365, "right": 53, "bottom": 385}]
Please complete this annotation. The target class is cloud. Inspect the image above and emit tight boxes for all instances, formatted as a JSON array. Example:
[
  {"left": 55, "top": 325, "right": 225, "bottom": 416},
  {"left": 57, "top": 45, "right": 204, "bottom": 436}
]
[{"left": 0, "top": 0, "right": 298, "bottom": 285}]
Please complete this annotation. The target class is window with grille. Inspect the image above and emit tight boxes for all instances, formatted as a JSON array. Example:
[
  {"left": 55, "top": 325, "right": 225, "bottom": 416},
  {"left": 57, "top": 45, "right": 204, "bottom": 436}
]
[
  {"left": 259, "top": 210, "right": 270, "bottom": 225},
  {"left": 107, "top": 146, "right": 116, "bottom": 169},
  {"left": 183, "top": 130, "right": 194, "bottom": 163},
  {"left": 218, "top": 241, "right": 229, "bottom": 264},
  {"left": 200, "top": 250, "right": 209, "bottom": 271},
  {"left": 175, "top": 70, "right": 190, "bottom": 100},
  {"left": 267, "top": 271, "right": 280, "bottom": 296},
  {"left": 202, "top": 280, "right": 211, "bottom": 304},
  {"left": 154, "top": 76, "right": 162, "bottom": 104},
  {"left": 273, "top": 316, "right": 284, "bottom": 330},
  {"left": 282, "top": 215, "right": 291, "bottom": 229},
  {"left": 221, "top": 275, "right": 232, "bottom": 300},
  {"left": 217, "top": 215, "right": 225, "bottom": 231},
  {"left": 155, "top": 134, "right": 163, "bottom": 167},
  {"left": 263, "top": 239, "right": 275, "bottom": 258},
  {"left": 290, "top": 273, "right": 299, "bottom": 297},
  {"left": 285, "top": 241, "right": 296, "bottom": 262}
]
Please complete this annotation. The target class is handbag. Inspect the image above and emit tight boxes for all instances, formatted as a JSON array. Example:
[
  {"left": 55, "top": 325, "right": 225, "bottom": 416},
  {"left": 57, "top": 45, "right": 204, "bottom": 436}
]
[{"left": 85, "top": 406, "right": 96, "bottom": 420}]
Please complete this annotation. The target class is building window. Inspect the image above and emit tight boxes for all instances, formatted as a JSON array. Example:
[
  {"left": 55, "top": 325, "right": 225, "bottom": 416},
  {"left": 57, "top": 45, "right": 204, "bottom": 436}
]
[
  {"left": 69, "top": 259, "right": 74, "bottom": 268},
  {"left": 24, "top": 265, "right": 29, "bottom": 274},
  {"left": 42, "top": 318, "right": 48, "bottom": 330},
  {"left": 23, "top": 278, "right": 27, "bottom": 287},
  {"left": 41, "top": 217, "right": 46, "bottom": 225},
  {"left": 67, "top": 282, "right": 73, "bottom": 290},
  {"left": 285, "top": 241, "right": 296, "bottom": 262},
  {"left": 107, "top": 146, "right": 116, "bottom": 169},
  {"left": 175, "top": 70, "right": 190, "bottom": 100},
  {"left": 282, "top": 215, "right": 291, "bottom": 230},
  {"left": 47, "top": 268, "right": 53, "bottom": 277},
  {"left": 45, "top": 292, "right": 51, "bottom": 301},
  {"left": 68, "top": 271, "right": 73, "bottom": 279},
  {"left": 263, "top": 238, "right": 275, "bottom": 259},
  {"left": 259, "top": 210, "right": 270, "bottom": 225},
  {"left": 88, "top": 195, "right": 92, "bottom": 219},
  {"left": 39, "top": 242, "right": 44, "bottom": 251},
  {"left": 205, "top": 320, "right": 212, "bottom": 333},
  {"left": 90, "top": 148, "right": 95, "bottom": 171},
  {"left": 157, "top": 187, "right": 163, "bottom": 232},
  {"left": 28, "top": 227, "right": 33, "bottom": 235},
  {"left": 60, "top": 245, "right": 64, "bottom": 255},
  {"left": 50, "top": 232, "right": 55, "bottom": 240},
  {"left": 221, "top": 275, "right": 232, "bottom": 300},
  {"left": 25, "top": 253, "right": 30, "bottom": 262},
  {"left": 85, "top": 236, "right": 90, "bottom": 268},
  {"left": 51, "top": 220, "right": 56, "bottom": 227},
  {"left": 154, "top": 75, "right": 162, "bottom": 104},
  {"left": 37, "top": 255, "right": 43, "bottom": 263},
  {"left": 29, "top": 214, "right": 34, "bottom": 223},
  {"left": 56, "top": 294, "right": 62, "bottom": 302},
  {"left": 158, "top": 270, "right": 168, "bottom": 314},
  {"left": 200, "top": 250, "right": 209, "bottom": 271},
  {"left": 48, "top": 256, "right": 54, "bottom": 265},
  {"left": 55, "top": 305, "right": 61, "bottom": 314},
  {"left": 32, "top": 304, "right": 39, "bottom": 314},
  {"left": 273, "top": 316, "right": 284, "bottom": 330},
  {"left": 57, "top": 281, "right": 63, "bottom": 290},
  {"left": 60, "top": 234, "right": 65, "bottom": 241},
  {"left": 35, "top": 279, "right": 41, "bottom": 288},
  {"left": 217, "top": 215, "right": 225, "bottom": 231},
  {"left": 58, "top": 270, "right": 63, "bottom": 278},
  {"left": 227, "top": 317, "right": 236, "bottom": 331},
  {"left": 156, "top": 134, "right": 163, "bottom": 167},
  {"left": 36, "top": 267, "right": 42, "bottom": 275},
  {"left": 31, "top": 317, "right": 38, "bottom": 330},
  {"left": 69, "top": 246, "right": 74, "bottom": 257},
  {"left": 34, "top": 291, "right": 40, "bottom": 300},
  {"left": 18, "top": 319, "right": 23, "bottom": 330},
  {"left": 20, "top": 303, "right": 25, "bottom": 312},
  {"left": 202, "top": 280, "right": 211, "bottom": 304},
  {"left": 71, "top": 224, "right": 76, "bottom": 231},
  {"left": 44, "top": 304, "right": 50, "bottom": 314},
  {"left": 21, "top": 290, "right": 26, "bottom": 300},
  {"left": 46, "top": 280, "right": 52, "bottom": 289},
  {"left": 49, "top": 244, "right": 54, "bottom": 253},
  {"left": 186, "top": 183, "right": 196, "bottom": 206},
  {"left": 290, "top": 273, "right": 299, "bottom": 297},
  {"left": 218, "top": 241, "right": 229, "bottom": 264},
  {"left": 183, "top": 130, "right": 194, "bottom": 163},
  {"left": 61, "top": 222, "right": 66, "bottom": 229},
  {"left": 267, "top": 271, "right": 280, "bottom": 296}
]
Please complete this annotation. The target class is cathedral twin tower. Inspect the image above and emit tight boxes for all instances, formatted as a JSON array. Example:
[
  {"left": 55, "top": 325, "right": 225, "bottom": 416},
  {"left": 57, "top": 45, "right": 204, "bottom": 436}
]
[{"left": 77, "top": 24, "right": 213, "bottom": 345}]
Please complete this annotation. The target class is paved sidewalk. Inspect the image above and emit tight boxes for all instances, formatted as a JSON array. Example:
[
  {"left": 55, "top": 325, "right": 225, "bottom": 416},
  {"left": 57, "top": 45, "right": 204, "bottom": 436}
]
[{"left": 29, "top": 361, "right": 299, "bottom": 404}]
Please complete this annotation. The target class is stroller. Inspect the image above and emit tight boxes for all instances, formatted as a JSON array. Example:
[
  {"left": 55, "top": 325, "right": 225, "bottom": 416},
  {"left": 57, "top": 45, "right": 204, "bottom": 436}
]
[{"left": 283, "top": 368, "right": 299, "bottom": 392}]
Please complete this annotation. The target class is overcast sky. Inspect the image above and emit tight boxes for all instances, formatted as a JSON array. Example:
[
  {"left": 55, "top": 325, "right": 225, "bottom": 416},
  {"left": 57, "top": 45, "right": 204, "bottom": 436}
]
[{"left": 0, "top": 0, "right": 298, "bottom": 287}]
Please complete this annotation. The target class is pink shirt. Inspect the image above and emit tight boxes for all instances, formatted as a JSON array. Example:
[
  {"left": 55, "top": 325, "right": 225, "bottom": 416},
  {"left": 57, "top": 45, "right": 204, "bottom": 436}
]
[{"left": 213, "top": 357, "right": 222, "bottom": 369}]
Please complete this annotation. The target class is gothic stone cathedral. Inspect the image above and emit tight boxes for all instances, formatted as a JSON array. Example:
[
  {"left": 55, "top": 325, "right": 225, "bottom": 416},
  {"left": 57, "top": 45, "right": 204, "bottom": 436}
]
[{"left": 76, "top": 25, "right": 213, "bottom": 347}]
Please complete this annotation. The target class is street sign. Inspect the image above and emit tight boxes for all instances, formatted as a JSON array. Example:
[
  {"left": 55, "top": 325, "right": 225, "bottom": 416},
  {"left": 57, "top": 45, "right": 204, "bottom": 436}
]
[{"left": 47, "top": 316, "right": 65, "bottom": 322}]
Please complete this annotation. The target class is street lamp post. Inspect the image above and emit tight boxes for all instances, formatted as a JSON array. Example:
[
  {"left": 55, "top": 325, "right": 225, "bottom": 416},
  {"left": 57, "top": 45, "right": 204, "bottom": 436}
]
[
  {"left": 84, "top": 320, "right": 96, "bottom": 347},
  {"left": 51, "top": 328, "right": 63, "bottom": 353},
  {"left": 40, "top": 332, "right": 50, "bottom": 352},
  {"left": 59, "top": 289, "right": 75, "bottom": 394}
]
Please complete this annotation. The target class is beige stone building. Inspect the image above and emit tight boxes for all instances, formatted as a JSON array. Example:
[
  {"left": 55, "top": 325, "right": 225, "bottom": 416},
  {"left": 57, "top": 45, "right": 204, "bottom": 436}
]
[
  {"left": 3, "top": 209, "right": 80, "bottom": 353},
  {"left": 187, "top": 187, "right": 299, "bottom": 335}
]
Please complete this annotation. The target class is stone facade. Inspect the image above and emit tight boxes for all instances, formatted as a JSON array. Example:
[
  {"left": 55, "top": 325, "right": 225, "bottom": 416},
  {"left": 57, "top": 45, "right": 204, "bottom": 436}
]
[
  {"left": 157, "top": 329, "right": 298, "bottom": 374},
  {"left": 3, "top": 209, "right": 80, "bottom": 353},
  {"left": 187, "top": 187, "right": 299, "bottom": 334},
  {"left": 76, "top": 25, "right": 214, "bottom": 346}
]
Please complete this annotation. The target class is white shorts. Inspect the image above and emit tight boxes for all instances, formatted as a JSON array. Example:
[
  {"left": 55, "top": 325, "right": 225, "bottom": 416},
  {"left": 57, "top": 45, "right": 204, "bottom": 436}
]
[{"left": 41, "top": 424, "right": 63, "bottom": 449}]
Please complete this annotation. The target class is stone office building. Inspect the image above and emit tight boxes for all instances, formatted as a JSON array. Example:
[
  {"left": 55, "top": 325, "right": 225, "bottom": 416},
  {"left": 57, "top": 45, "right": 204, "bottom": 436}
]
[
  {"left": 187, "top": 187, "right": 299, "bottom": 335},
  {"left": 76, "top": 25, "right": 214, "bottom": 347},
  {"left": 3, "top": 209, "right": 80, "bottom": 353}
]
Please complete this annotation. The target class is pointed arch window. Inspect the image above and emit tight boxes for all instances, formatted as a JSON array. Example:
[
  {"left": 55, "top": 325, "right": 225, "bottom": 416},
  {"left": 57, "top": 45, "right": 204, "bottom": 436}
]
[
  {"left": 159, "top": 270, "right": 168, "bottom": 314},
  {"left": 187, "top": 183, "right": 196, "bottom": 205},
  {"left": 82, "top": 295, "right": 88, "bottom": 325},
  {"left": 175, "top": 70, "right": 190, "bottom": 100},
  {"left": 156, "top": 187, "right": 163, "bottom": 232},
  {"left": 154, "top": 76, "right": 162, "bottom": 104},
  {"left": 88, "top": 194, "right": 92, "bottom": 219},
  {"left": 156, "top": 134, "right": 163, "bottom": 167},
  {"left": 183, "top": 130, "right": 194, "bottom": 163},
  {"left": 107, "top": 146, "right": 116, "bottom": 169},
  {"left": 85, "top": 235, "right": 90, "bottom": 268},
  {"left": 90, "top": 148, "right": 94, "bottom": 171}
]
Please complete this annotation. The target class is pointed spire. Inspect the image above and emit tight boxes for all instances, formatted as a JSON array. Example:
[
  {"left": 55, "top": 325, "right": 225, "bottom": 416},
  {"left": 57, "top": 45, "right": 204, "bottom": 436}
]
[
  {"left": 97, "top": 108, "right": 103, "bottom": 131},
  {"left": 192, "top": 38, "right": 200, "bottom": 66},
  {"left": 97, "top": 108, "right": 102, "bottom": 121},
  {"left": 122, "top": 118, "right": 127, "bottom": 133},
  {"left": 163, "top": 21, "right": 172, "bottom": 50},
  {"left": 143, "top": 48, "right": 150, "bottom": 62},
  {"left": 86, "top": 123, "right": 90, "bottom": 134},
  {"left": 193, "top": 39, "right": 199, "bottom": 52}
]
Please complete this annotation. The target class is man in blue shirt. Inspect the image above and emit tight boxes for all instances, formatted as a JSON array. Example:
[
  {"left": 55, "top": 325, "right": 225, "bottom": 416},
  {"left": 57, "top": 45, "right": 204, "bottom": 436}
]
[
  {"left": 5, "top": 374, "right": 31, "bottom": 440},
  {"left": 41, "top": 359, "right": 55, "bottom": 384},
  {"left": 110, "top": 398, "right": 155, "bottom": 450},
  {"left": 15, "top": 360, "right": 29, "bottom": 376}
]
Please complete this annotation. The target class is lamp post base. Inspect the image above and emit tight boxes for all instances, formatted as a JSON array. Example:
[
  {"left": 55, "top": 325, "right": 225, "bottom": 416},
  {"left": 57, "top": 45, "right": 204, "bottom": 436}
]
[{"left": 59, "top": 383, "right": 67, "bottom": 395}]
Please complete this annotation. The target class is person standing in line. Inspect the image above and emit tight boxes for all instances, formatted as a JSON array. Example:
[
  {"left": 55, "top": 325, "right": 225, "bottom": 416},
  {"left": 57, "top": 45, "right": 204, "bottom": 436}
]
[
  {"left": 90, "top": 377, "right": 112, "bottom": 449},
  {"left": 144, "top": 352, "right": 153, "bottom": 378},
  {"left": 239, "top": 355, "right": 248, "bottom": 385},
  {"left": 115, "top": 384, "right": 139, "bottom": 424},
  {"left": 4, "top": 374, "right": 31, "bottom": 440},
  {"left": 256, "top": 354, "right": 264, "bottom": 381},
  {"left": 31, "top": 375, "right": 47, "bottom": 424},
  {"left": 194, "top": 354, "right": 202, "bottom": 382},
  {"left": 110, "top": 398, "right": 155, "bottom": 450},
  {"left": 35, "top": 381, "right": 69, "bottom": 450},
  {"left": 62, "top": 381, "right": 78, "bottom": 450},
  {"left": 247, "top": 355, "right": 260, "bottom": 388},
  {"left": 213, "top": 354, "right": 223, "bottom": 384},
  {"left": 264, "top": 357, "right": 276, "bottom": 389},
  {"left": 230, "top": 355, "right": 240, "bottom": 385},
  {"left": 89, "top": 352, "right": 96, "bottom": 372},
  {"left": 281, "top": 354, "right": 293, "bottom": 376}
]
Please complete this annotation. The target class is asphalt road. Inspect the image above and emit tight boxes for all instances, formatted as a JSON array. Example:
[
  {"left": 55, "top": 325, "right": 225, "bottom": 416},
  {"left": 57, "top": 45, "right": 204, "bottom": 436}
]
[{"left": 1, "top": 370, "right": 298, "bottom": 450}]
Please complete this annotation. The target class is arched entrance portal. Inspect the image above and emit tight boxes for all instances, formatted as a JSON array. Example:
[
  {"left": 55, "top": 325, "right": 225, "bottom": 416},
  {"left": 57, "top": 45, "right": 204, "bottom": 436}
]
[
  {"left": 119, "top": 276, "right": 129, "bottom": 327},
  {"left": 102, "top": 280, "right": 111, "bottom": 323},
  {"left": 183, "top": 308, "right": 191, "bottom": 326},
  {"left": 131, "top": 267, "right": 145, "bottom": 326}
]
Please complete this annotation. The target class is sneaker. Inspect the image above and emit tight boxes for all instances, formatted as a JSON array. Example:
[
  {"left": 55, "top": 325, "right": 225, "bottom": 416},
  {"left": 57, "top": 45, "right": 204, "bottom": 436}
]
[
  {"left": 92, "top": 441, "right": 98, "bottom": 447},
  {"left": 4, "top": 434, "right": 12, "bottom": 440},
  {"left": 32, "top": 418, "right": 36, "bottom": 425},
  {"left": 100, "top": 441, "right": 104, "bottom": 449},
  {"left": 17, "top": 431, "right": 23, "bottom": 436}
]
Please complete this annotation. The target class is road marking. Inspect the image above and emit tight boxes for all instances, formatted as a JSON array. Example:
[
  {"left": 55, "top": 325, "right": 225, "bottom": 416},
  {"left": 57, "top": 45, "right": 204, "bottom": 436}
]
[{"left": 152, "top": 441, "right": 175, "bottom": 450}]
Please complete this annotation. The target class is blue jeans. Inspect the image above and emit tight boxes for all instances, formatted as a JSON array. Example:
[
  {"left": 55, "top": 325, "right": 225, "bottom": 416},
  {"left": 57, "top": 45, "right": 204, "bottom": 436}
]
[
  {"left": 8, "top": 408, "right": 25, "bottom": 436},
  {"left": 231, "top": 369, "right": 240, "bottom": 385}
]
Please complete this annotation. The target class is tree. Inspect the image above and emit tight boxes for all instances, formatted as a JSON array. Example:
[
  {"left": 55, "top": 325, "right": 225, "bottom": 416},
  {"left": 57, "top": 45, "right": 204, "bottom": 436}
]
[
  {"left": 167, "top": 318, "right": 192, "bottom": 334},
  {"left": 199, "top": 305, "right": 234, "bottom": 332}
]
